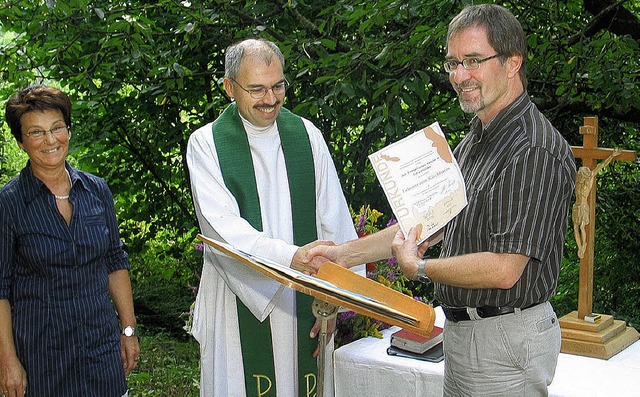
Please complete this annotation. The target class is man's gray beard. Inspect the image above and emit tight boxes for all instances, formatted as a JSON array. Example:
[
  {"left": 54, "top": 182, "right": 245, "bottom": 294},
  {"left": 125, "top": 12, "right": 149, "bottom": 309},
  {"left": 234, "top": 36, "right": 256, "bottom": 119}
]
[{"left": 459, "top": 96, "right": 484, "bottom": 114}]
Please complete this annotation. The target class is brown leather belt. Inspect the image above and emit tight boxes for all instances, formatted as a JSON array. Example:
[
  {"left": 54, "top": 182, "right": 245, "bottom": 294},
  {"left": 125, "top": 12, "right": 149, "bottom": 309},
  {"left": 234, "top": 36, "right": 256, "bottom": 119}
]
[{"left": 442, "top": 303, "right": 539, "bottom": 322}]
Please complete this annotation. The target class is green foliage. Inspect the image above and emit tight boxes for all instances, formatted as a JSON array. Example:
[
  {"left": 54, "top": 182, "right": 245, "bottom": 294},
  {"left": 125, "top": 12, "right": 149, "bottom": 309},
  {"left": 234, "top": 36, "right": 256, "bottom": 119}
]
[
  {"left": 0, "top": 127, "right": 26, "bottom": 185},
  {"left": 129, "top": 231, "right": 201, "bottom": 336},
  {"left": 127, "top": 332, "right": 199, "bottom": 396},
  {"left": 335, "top": 311, "right": 385, "bottom": 348},
  {"left": 132, "top": 276, "right": 196, "bottom": 337},
  {"left": 590, "top": 163, "right": 640, "bottom": 328}
]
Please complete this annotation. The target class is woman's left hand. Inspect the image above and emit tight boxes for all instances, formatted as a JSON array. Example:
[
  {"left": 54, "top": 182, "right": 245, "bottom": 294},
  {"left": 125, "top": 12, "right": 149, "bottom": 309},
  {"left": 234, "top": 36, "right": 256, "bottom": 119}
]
[
  {"left": 0, "top": 359, "right": 27, "bottom": 397},
  {"left": 120, "top": 334, "right": 140, "bottom": 376}
]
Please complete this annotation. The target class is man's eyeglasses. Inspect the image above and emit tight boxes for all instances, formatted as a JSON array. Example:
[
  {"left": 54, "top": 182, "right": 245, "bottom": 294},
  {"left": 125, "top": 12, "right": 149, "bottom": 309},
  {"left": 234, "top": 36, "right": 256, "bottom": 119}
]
[
  {"left": 231, "top": 79, "right": 289, "bottom": 99},
  {"left": 23, "top": 125, "right": 70, "bottom": 141},
  {"left": 443, "top": 54, "right": 501, "bottom": 73}
]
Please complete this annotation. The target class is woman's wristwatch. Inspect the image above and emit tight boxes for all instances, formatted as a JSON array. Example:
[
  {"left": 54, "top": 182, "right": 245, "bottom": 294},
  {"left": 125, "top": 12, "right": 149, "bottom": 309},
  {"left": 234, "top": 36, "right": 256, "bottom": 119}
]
[
  {"left": 122, "top": 325, "right": 137, "bottom": 337},
  {"left": 416, "top": 258, "right": 432, "bottom": 284}
]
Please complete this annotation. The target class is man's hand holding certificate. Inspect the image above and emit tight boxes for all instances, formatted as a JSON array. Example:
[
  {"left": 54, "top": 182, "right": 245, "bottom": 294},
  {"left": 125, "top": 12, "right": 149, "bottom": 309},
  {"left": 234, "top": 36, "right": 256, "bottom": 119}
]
[{"left": 369, "top": 122, "right": 467, "bottom": 243}]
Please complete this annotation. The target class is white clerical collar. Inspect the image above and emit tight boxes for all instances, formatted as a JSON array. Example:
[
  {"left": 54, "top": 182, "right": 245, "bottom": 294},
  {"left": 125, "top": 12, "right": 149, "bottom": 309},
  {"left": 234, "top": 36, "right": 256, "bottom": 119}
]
[{"left": 239, "top": 113, "right": 278, "bottom": 138}]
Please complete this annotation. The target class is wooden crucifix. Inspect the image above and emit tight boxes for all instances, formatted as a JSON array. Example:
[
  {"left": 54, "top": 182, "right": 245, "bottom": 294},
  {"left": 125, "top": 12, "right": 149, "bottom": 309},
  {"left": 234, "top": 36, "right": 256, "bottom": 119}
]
[{"left": 570, "top": 116, "right": 636, "bottom": 320}]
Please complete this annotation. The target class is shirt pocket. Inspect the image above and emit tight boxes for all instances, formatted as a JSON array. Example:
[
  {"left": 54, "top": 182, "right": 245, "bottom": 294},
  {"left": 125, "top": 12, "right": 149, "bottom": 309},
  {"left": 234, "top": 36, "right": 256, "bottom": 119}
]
[{"left": 79, "top": 214, "right": 110, "bottom": 256}]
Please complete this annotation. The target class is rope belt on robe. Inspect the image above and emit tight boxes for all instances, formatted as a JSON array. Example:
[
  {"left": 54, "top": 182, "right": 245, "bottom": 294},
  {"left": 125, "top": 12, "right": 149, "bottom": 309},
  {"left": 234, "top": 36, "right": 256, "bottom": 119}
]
[{"left": 213, "top": 103, "right": 318, "bottom": 397}]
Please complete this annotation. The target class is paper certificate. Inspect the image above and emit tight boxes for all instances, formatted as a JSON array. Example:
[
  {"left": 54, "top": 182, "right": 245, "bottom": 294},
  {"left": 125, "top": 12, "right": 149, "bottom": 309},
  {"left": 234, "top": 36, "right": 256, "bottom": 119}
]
[{"left": 368, "top": 122, "right": 467, "bottom": 242}]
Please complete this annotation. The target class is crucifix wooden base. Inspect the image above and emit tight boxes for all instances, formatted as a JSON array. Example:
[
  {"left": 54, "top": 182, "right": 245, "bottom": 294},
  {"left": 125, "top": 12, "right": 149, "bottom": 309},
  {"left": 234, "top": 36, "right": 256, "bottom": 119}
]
[
  {"left": 559, "top": 116, "right": 638, "bottom": 359},
  {"left": 559, "top": 311, "right": 638, "bottom": 359}
]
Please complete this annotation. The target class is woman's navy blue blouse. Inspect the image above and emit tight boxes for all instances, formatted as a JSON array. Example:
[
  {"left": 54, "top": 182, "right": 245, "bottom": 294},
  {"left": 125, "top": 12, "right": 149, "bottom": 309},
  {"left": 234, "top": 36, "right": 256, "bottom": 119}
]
[{"left": 0, "top": 161, "right": 129, "bottom": 396}]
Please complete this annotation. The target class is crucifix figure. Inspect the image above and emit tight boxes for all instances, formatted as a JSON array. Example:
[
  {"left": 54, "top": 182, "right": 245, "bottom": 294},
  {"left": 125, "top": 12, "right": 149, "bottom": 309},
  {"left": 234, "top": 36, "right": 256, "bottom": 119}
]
[
  {"left": 570, "top": 116, "right": 636, "bottom": 320},
  {"left": 572, "top": 147, "right": 622, "bottom": 259}
]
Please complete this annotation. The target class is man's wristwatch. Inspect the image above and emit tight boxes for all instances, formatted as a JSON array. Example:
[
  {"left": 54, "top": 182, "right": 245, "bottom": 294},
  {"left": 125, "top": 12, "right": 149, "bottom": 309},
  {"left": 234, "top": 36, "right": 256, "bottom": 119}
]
[
  {"left": 416, "top": 258, "right": 432, "bottom": 283},
  {"left": 122, "top": 325, "right": 137, "bottom": 337}
]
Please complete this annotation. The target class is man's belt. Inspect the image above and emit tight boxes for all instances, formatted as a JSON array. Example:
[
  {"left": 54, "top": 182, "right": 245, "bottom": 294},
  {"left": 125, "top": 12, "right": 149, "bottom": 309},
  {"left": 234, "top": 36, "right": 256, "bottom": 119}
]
[{"left": 442, "top": 303, "right": 539, "bottom": 322}]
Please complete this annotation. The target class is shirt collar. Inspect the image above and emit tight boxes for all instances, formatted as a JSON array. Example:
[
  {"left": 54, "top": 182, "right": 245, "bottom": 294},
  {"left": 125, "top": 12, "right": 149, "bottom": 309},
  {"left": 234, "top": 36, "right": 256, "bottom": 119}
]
[
  {"left": 469, "top": 91, "right": 531, "bottom": 144},
  {"left": 18, "top": 161, "right": 85, "bottom": 204}
]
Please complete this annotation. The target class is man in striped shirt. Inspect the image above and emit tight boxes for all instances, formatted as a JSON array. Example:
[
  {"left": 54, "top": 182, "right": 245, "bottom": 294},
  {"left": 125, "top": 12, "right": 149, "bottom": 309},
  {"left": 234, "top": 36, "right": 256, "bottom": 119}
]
[{"left": 307, "top": 4, "right": 576, "bottom": 396}]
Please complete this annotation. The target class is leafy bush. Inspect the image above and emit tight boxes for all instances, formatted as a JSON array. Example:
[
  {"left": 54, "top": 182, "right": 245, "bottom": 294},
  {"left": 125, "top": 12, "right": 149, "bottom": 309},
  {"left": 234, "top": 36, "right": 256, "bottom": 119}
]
[
  {"left": 132, "top": 278, "right": 196, "bottom": 338},
  {"left": 128, "top": 235, "right": 200, "bottom": 337},
  {"left": 127, "top": 332, "right": 199, "bottom": 396}
]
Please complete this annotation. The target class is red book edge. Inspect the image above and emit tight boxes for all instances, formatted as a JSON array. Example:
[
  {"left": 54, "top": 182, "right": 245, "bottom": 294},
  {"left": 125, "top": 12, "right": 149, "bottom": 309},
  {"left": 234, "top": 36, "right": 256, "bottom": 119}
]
[{"left": 391, "top": 326, "right": 443, "bottom": 343}]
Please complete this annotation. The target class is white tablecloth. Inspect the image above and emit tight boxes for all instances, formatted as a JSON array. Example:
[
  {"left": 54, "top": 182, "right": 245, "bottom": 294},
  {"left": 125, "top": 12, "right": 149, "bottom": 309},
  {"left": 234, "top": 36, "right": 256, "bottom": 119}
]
[{"left": 333, "top": 307, "right": 640, "bottom": 397}]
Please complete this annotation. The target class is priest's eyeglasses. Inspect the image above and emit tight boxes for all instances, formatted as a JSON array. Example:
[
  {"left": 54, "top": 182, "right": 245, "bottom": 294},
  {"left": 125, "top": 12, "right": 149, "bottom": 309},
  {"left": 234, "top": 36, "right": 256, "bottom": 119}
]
[
  {"left": 231, "top": 79, "right": 289, "bottom": 99},
  {"left": 443, "top": 54, "right": 501, "bottom": 73},
  {"left": 23, "top": 125, "right": 70, "bottom": 141}
]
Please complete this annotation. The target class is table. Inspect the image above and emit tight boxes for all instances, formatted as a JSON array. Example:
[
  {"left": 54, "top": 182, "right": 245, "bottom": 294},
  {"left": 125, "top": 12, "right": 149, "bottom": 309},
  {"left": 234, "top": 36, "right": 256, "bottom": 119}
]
[{"left": 333, "top": 307, "right": 640, "bottom": 396}]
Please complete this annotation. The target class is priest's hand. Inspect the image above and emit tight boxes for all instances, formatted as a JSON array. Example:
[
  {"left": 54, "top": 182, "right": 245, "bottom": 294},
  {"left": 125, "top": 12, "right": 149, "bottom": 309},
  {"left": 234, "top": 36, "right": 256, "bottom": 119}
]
[
  {"left": 310, "top": 317, "right": 337, "bottom": 358},
  {"left": 304, "top": 242, "right": 347, "bottom": 274},
  {"left": 291, "top": 240, "right": 336, "bottom": 275}
]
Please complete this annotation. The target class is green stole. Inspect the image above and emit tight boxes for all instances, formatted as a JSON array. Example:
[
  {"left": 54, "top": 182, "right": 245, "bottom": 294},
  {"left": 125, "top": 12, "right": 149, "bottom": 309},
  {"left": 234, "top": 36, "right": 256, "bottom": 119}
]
[{"left": 212, "top": 103, "right": 318, "bottom": 397}]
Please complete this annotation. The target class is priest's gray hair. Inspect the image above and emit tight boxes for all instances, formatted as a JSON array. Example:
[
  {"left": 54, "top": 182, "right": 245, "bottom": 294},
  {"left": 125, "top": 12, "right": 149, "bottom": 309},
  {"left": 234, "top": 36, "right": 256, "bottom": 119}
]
[{"left": 225, "top": 38, "right": 285, "bottom": 81}]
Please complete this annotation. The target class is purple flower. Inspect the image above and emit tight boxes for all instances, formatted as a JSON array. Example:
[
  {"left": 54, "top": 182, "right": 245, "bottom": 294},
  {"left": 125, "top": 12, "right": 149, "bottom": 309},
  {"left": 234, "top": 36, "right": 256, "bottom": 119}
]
[
  {"left": 357, "top": 212, "right": 367, "bottom": 233},
  {"left": 338, "top": 311, "right": 357, "bottom": 322},
  {"left": 193, "top": 243, "right": 204, "bottom": 251},
  {"left": 386, "top": 271, "right": 397, "bottom": 281}
]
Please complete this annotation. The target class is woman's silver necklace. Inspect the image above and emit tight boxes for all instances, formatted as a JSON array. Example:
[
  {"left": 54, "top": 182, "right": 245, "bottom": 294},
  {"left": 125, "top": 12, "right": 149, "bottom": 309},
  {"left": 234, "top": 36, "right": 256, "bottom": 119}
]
[{"left": 54, "top": 170, "right": 72, "bottom": 200}]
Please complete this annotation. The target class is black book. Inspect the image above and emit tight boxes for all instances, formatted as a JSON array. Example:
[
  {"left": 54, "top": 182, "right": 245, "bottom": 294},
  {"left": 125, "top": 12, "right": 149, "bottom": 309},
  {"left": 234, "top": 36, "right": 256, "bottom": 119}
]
[{"left": 386, "top": 342, "right": 444, "bottom": 363}]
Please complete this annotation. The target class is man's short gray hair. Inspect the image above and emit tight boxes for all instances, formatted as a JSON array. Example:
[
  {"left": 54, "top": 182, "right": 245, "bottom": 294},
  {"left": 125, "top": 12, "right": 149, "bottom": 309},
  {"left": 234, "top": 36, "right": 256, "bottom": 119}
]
[{"left": 224, "top": 38, "right": 285, "bottom": 80}]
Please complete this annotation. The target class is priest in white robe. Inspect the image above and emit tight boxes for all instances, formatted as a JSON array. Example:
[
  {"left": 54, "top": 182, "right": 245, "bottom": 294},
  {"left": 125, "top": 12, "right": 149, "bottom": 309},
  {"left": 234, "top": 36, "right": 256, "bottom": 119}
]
[{"left": 186, "top": 38, "right": 360, "bottom": 397}]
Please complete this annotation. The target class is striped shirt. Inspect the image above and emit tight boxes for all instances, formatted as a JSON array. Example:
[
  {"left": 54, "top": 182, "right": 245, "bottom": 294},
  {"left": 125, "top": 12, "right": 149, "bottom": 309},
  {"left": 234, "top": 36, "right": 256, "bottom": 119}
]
[
  {"left": 435, "top": 92, "right": 576, "bottom": 308},
  {"left": 0, "top": 162, "right": 129, "bottom": 396}
]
